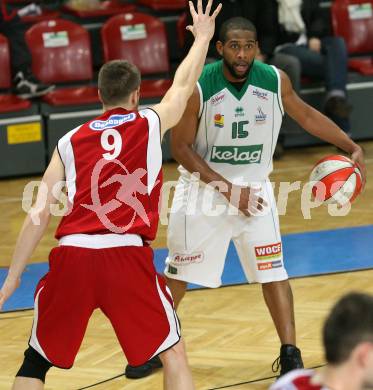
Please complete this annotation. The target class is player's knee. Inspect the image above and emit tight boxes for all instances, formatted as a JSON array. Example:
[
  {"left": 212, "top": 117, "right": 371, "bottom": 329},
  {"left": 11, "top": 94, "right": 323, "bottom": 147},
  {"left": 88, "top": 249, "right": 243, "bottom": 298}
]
[
  {"left": 16, "top": 347, "right": 52, "bottom": 383},
  {"left": 160, "top": 339, "right": 187, "bottom": 365}
]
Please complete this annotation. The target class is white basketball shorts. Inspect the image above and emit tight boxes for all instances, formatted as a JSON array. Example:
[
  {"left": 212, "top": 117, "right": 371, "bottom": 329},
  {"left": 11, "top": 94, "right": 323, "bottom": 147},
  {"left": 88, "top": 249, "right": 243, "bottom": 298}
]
[{"left": 164, "top": 178, "right": 288, "bottom": 287}]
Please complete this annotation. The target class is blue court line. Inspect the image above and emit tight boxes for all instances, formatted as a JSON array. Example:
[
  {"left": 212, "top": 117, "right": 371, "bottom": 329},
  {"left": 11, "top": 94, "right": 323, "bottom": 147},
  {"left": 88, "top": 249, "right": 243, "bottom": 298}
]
[{"left": 1, "top": 225, "right": 372, "bottom": 312}]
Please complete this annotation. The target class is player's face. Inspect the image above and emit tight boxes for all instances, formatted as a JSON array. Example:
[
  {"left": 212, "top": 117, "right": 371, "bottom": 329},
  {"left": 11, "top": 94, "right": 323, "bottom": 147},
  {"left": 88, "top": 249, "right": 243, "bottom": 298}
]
[{"left": 216, "top": 30, "right": 257, "bottom": 81}]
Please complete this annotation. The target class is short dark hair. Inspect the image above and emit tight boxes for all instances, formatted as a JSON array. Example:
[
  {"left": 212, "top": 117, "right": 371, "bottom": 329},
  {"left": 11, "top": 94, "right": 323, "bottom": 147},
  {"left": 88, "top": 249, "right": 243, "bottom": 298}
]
[
  {"left": 323, "top": 292, "right": 373, "bottom": 364},
  {"left": 98, "top": 60, "right": 141, "bottom": 106},
  {"left": 219, "top": 17, "right": 257, "bottom": 43}
]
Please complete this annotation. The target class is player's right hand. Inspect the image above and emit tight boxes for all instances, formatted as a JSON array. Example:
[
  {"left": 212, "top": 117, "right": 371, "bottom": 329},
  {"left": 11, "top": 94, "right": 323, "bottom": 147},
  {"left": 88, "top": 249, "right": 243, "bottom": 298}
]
[
  {"left": 186, "top": 0, "right": 222, "bottom": 42},
  {"left": 350, "top": 145, "right": 366, "bottom": 190},
  {"left": 0, "top": 275, "right": 20, "bottom": 311},
  {"left": 225, "top": 184, "right": 268, "bottom": 217}
]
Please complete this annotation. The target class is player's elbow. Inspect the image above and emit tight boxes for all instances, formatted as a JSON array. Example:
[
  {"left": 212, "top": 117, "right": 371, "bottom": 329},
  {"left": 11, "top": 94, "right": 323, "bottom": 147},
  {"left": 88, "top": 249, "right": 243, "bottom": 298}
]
[{"left": 28, "top": 206, "right": 51, "bottom": 227}]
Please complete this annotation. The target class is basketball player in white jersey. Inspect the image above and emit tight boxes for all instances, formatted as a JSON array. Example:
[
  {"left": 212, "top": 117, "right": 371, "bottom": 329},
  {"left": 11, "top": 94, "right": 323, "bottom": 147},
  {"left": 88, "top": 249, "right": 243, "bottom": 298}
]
[
  {"left": 162, "top": 17, "right": 366, "bottom": 377},
  {"left": 0, "top": 1, "right": 222, "bottom": 389},
  {"left": 270, "top": 292, "right": 373, "bottom": 390}
]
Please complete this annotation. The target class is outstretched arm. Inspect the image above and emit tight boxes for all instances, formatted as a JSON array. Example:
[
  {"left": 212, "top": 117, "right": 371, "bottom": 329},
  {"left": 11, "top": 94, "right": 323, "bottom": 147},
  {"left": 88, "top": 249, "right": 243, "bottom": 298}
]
[
  {"left": 0, "top": 149, "right": 65, "bottom": 310},
  {"left": 152, "top": 0, "right": 221, "bottom": 136},
  {"left": 281, "top": 69, "right": 366, "bottom": 186}
]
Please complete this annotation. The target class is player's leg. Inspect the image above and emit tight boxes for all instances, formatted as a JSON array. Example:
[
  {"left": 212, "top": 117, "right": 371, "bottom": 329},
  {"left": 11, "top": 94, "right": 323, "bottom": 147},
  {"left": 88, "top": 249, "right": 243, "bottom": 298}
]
[
  {"left": 12, "top": 246, "right": 96, "bottom": 387},
  {"left": 12, "top": 378, "right": 44, "bottom": 390},
  {"left": 100, "top": 246, "right": 193, "bottom": 388},
  {"left": 12, "top": 347, "right": 52, "bottom": 390},
  {"left": 262, "top": 279, "right": 295, "bottom": 345},
  {"left": 164, "top": 187, "right": 232, "bottom": 290},
  {"left": 159, "top": 338, "right": 194, "bottom": 390},
  {"left": 164, "top": 277, "right": 187, "bottom": 310},
  {"left": 233, "top": 180, "right": 303, "bottom": 376}
]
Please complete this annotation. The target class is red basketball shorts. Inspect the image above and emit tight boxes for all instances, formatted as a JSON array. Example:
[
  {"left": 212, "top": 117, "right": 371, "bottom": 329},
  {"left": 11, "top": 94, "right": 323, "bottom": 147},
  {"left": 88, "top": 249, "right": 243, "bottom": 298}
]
[{"left": 28, "top": 245, "right": 180, "bottom": 368}]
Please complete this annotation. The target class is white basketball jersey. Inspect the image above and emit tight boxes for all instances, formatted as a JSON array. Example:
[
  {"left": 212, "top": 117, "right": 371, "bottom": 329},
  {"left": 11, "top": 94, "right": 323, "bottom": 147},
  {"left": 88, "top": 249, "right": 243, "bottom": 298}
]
[{"left": 179, "top": 60, "right": 283, "bottom": 185}]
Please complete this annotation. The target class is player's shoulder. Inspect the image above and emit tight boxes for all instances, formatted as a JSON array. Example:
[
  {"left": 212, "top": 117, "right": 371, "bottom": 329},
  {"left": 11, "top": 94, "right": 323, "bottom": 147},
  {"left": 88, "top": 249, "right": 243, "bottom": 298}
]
[
  {"left": 269, "top": 369, "right": 325, "bottom": 390},
  {"left": 250, "top": 60, "right": 280, "bottom": 94},
  {"left": 198, "top": 60, "right": 227, "bottom": 103}
]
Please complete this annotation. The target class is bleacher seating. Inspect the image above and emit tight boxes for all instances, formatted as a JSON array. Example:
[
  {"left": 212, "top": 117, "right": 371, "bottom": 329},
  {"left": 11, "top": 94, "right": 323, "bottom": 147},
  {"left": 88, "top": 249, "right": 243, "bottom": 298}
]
[
  {"left": 25, "top": 19, "right": 101, "bottom": 159},
  {"left": 25, "top": 19, "right": 99, "bottom": 106},
  {"left": 0, "top": 35, "right": 45, "bottom": 177},
  {"left": 62, "top": 0, "right": 135, "bottom": 19},
  {"left": 332, "top": 0, "right": 373, "bottom": 75},
  {"left": 137, "top": 0, "right": 186, "bottom": 11},
  {"left": 0, "top": 34, "right": 31, "bottom": 113},
  {"left": 102, "top": 12, "right": 172, "bottom": 99}
]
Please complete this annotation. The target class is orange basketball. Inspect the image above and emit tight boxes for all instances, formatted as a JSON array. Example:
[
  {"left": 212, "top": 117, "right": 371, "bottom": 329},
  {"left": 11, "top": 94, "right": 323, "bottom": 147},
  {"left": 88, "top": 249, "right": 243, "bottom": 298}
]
[{"left": 310, "top": 155, "right": 362, "bottom": 205}]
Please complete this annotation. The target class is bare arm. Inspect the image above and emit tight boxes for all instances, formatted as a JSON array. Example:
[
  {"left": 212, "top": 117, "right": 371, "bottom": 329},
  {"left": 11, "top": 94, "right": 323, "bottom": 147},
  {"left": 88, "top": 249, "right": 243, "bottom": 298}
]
[
  {"left": 152, "top": 0, "right": 221, "bottom": 136},
  {"left": 0, "top": 149, "right": 65, "bottom": 310},
  {"left": 171, "top": 87, "right": 266, "bottom": 216},
  {"left": 281, "top": 69, "right": 366, "bottom": 186}
]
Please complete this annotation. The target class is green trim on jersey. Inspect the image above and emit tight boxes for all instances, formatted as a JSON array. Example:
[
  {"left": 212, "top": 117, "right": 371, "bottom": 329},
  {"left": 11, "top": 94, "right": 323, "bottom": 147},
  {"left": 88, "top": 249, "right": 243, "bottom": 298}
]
[{"left": 198, "top": 60, "right": 278, "bottom": 102}]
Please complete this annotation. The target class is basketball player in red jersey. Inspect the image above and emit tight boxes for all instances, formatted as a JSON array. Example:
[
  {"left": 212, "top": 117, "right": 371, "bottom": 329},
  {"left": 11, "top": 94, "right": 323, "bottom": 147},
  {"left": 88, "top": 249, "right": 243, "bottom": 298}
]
[
  {"left": 270, "top": 292, "right": 373, "bottom": 390},
  {"left": 0, "top": 1, "right": 222, "bottom": 389}
]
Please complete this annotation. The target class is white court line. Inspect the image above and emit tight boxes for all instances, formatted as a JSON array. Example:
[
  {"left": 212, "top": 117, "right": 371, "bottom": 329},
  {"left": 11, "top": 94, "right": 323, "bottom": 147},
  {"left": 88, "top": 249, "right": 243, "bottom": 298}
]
[{"left": 0, "top": 159, "right": 371, "bottom": 205}]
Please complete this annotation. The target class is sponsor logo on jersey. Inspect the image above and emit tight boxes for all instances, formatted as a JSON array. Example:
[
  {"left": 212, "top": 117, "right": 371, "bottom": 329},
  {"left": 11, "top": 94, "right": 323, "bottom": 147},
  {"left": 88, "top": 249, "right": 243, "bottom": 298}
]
[
  {"left": 89, "top": 113, "right": 136, "bottom": 131},
  {"left": 252, "top": 88, "right": 268, "bottom": 100},
  {"left": 171, "top": 252, "right": 204, "bottom": 265},
  {"left": 257, "top": 260, "right": 283, "bottom": 271},
  {"left": 211, "top": 92, "right": 225, "bottom": 106},
  {"left": 255, "top": 242, "right": 282, "bottom": 260},
  {"left": 210, "top": 144, "right": 263, "bottom": 165},
  {"left": 234, "top": 106, "right": 245, "bottom": 117},
  {"left": 255, "top": 107, "right": 267, "bottom": 124},
  {"left": 214, "top": 114, "right": 224, "bottom": 128}
]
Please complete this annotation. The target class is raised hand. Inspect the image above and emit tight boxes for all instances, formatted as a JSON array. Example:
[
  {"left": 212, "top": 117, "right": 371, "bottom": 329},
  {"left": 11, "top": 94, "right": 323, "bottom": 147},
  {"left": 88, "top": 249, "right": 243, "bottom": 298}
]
[{"left": 186, "top": 0, "right": 222, "bottom": 41}]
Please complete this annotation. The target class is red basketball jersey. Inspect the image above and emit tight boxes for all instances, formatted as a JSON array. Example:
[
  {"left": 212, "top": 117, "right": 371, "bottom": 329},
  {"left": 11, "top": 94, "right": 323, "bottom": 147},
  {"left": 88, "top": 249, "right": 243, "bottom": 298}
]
[
  {"left": 270, "top": 369, "right": 329, "bottom": 390},
  {"left": 55, "top": 107, "right": 162, "bottom": 242}
]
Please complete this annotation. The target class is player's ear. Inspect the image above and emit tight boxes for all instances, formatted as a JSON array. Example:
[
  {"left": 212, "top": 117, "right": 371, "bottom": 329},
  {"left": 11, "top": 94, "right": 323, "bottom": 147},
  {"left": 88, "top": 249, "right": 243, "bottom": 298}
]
[
  {"left": 98, "top": 89, "right": 103, "bottom": 104},
  {"left": 216, "top": 40, "right": 223, "bottom": 56}
]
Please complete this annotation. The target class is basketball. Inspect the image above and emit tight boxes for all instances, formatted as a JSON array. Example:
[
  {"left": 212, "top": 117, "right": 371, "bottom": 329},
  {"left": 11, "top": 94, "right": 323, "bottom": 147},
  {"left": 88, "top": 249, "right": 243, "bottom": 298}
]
[{"left": 310, "top": 155, "right": 363, "bottom": 205}]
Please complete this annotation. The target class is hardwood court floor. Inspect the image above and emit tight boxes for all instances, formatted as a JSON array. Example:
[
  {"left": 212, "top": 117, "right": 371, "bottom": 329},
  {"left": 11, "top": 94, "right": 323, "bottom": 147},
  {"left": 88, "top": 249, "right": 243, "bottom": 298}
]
[{"left": 0, "top": 141, "right": 372, "bottom": 389}]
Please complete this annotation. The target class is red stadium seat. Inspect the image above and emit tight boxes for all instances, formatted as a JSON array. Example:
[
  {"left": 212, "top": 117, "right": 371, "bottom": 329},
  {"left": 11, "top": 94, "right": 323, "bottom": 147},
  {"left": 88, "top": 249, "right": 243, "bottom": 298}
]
[
  {"left": 102, "top": 12, "right": 172, "bottom": 98},
  {"left": 0, "top": 34, "right": 31, "bottom": 113},
  {"left": 0, "top": 34, "right": 11, "bottom": 89},
  {"left": 25, "top": 19, "right": 100, "bottom": 106},
  {"left": 331, "top": 0, "right": 373, "bottom": 75},
  {"left": 177, "top": 12, "right": 187, "bottom": 49},
  {"left": 62, "top": 0, "right": 135, "bottom": 18},
  {"left": 137, "top": 0, "right": 186, "bottom": 11}
]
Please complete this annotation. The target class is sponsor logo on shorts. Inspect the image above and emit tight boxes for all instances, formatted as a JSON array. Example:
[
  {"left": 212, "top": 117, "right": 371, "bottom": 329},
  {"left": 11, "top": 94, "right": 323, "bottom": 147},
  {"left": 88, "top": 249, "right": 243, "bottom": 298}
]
[
  {"left": 210, "top": 145, "right": 263, "bottom": 165},
  {"left": 255, "top": 242, "right": 282, "bottom": 260},
  {"left": 171, "top": 252, "right": 204, "bottom": 265},
  {"left": 214, "top": 114, "right": 224, "bottom": 128},
  {"left": 257, "top": 260, "right": 283, "bottom": 270},
  {"left": 89, "top": 113, "right": 136, "bottom": 131},
  {"left": 255, "top": 107, "right": 267, "bottom": 124},
  {"left": 167, "top": 265, "right": 178, "bottom": 275},
  {"left": 211, "top": 92, "right": 225, "bottom": 106},
  {"left": 252, "top": 88, "right": 268, "bottom": 100}
]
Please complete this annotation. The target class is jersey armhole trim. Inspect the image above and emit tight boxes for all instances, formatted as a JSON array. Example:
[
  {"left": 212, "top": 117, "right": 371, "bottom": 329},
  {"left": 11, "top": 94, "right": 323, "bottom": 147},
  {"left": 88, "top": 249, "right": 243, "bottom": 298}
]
[
  {"left": 143, "top": 107, "right": 161, "bottom": 143},
  {"left": 56, "top": 144, "right": 65, "bottom": 168},
  {"left": 196, "top": 82, "right": 204, "bottom": 119},
  {"left": 271, "top": 65, "right": 284, "bottom": 116}
]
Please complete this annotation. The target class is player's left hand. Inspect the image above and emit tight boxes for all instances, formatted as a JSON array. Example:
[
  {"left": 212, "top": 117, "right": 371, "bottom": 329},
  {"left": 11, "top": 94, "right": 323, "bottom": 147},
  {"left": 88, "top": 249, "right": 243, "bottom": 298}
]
[
  {"left": 351, "top": 146, "right": 366, "bottom": 190},
  {"left": 0, "top": 275, "right": 20, "bottom": 311}
]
